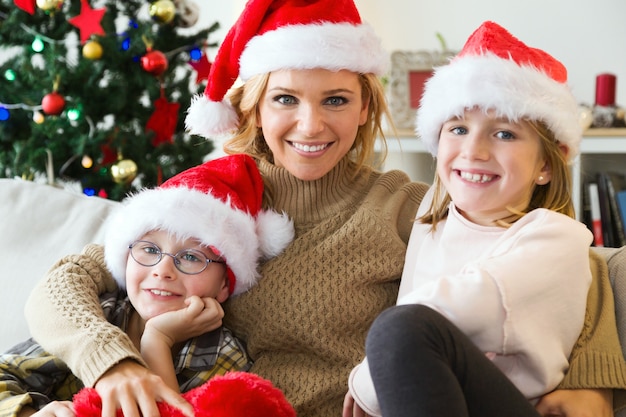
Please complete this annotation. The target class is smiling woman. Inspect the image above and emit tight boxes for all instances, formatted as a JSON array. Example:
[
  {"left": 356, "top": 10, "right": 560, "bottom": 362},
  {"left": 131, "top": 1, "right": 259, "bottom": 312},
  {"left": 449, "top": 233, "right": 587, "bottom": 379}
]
[{"left": 254, "top": 69, "right": 369, "bottom": 181}]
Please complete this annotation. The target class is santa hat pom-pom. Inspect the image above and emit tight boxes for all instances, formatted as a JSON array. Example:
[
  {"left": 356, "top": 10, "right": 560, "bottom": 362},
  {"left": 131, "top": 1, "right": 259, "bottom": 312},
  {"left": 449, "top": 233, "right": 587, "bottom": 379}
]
[
  {"left": 187, "top": 372, "right": 296, "bottom": 417},
  {"left": 255, "top": 210, "right": 295, "bottom": 259},
  {"left": 185, "top": 95, "right": 239, "bottom": 138}
]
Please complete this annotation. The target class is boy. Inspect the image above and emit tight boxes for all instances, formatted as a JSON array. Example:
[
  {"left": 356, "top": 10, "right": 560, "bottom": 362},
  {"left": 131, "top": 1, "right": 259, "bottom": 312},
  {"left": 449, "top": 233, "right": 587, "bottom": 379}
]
[{"left": 0, "top": 154, "right": 294, "bottom": 417}]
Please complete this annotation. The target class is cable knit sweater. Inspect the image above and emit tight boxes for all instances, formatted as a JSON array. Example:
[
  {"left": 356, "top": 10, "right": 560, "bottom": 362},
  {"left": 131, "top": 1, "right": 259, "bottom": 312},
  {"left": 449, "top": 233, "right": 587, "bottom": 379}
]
[{"left": 23, "top": 158, "right": 626, "bottom": 417}]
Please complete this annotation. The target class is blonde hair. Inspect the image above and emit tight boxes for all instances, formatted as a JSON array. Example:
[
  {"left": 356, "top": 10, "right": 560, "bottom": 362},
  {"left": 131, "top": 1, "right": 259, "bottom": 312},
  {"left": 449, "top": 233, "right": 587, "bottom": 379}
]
[
  {"left": 222, "top": 72, "right": 392, "bottom": 174},
  {"left": 420, "top": 119, "right": 574, "bottom": 229}
]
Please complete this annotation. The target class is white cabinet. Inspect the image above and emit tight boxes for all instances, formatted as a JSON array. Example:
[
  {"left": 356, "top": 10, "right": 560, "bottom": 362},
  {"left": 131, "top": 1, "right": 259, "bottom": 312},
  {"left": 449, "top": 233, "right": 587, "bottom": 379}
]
[{"left": 378, "top": 128, "right": 626, "bottom": 221}]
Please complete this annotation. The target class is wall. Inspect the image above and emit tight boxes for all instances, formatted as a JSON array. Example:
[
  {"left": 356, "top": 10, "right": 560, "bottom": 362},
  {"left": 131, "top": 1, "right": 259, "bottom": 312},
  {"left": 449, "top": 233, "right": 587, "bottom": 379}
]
[{"left": 200, "top": 0, "right": 626, "bottom": 107}]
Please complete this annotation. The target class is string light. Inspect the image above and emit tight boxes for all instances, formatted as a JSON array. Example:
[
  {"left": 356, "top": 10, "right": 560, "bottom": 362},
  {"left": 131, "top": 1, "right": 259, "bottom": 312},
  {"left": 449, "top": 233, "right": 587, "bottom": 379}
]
[
  {"left": 83, "top": 187, "right": 96, "bottom": 196},
  {"left": 189, "top": 47, "right": 202, "bottom": 61},
  {"left": 33, "top": 111, "right": 45, "bottom": 124},
  {"left": 67, "top": 108, "right": 81, "bottom": 121},
  {"left": 4, "top": 69, "right": 16, "bottom": 81},
  {"left": 31, "top": 37, "right": 45, "bottom": 52},
  {"left": 0, "top": 107, "right": 9, "bottom": 121}
]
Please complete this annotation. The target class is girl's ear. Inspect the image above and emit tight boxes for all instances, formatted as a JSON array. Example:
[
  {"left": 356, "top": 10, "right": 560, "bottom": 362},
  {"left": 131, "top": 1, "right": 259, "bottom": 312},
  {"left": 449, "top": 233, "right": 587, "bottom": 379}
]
[{"left": 536, "top": 159, "right": 553, "bottom": 185}]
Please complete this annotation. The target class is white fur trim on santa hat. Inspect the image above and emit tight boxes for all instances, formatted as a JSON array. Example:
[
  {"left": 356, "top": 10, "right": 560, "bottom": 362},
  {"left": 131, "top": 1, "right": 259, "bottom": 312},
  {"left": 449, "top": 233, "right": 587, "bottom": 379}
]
[
  {"left": 416, "top": 54, "right": 582, "bottom": 162},
  {"left": 255, "top": 209, "right": 294, "bottom": 260},
  {"left": 240, "top": 22, "right": 389, "bottom": 80},
  {"left": 185, "top": 95, "right": 239, "bottom": 138},
  {"left": 104, "top": 187, "right": 290, "bottom": 296}
]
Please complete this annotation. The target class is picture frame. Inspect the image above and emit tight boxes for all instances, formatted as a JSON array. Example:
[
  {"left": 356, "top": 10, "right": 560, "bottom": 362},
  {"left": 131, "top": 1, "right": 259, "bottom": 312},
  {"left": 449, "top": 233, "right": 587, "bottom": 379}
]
[{"left": 387, "top": 50, "right": 455, "bottom": 130}]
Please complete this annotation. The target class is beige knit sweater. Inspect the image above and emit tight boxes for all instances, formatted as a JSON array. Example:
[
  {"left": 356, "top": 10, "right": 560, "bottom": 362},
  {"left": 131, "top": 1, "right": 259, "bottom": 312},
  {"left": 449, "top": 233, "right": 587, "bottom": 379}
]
[
  {"left": 24, "top": 158, "right": 626, "bottom": 416},
  {"left": 223, "top": 159, "right": 427, "bottom": 416}
]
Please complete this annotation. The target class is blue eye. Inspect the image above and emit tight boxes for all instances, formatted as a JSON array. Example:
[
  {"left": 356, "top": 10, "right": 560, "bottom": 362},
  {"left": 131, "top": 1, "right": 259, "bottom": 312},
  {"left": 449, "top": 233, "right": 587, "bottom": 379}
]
[
  {"left": 451, "top": 126, "right": 468, "bottom": 135},
  {"left": 275, "top": 95, "right": 297, "bottom": 105},
  {"left": 143, "top": 245, "right": 159, "bottom": 255},
  {"left": 325, "top": 96, "right": 347, "bottom": 106},
  {"left": 496, "top": 131, "right": 515, "bottom": 140},
  {"left": 179, "top": 251, "right": 202, "bottom": 263}
]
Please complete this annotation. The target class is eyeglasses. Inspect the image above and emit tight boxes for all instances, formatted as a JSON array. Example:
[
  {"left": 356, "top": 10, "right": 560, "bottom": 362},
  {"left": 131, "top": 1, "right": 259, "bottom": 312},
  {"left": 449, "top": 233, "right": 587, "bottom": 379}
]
[{"left": 128, "top": 241, "right": 225, "bottom": 275}]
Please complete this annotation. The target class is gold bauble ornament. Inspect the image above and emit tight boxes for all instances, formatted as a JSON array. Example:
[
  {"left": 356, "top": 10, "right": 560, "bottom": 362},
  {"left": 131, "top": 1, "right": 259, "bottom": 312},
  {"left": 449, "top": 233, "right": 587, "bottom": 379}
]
[
  {"left": 82, "top": 40, "right": 103, "bottom": 60},
  {"left": 111, "top": 158, "right": 138, "bottom": 184},
  {"left": 149, "top": 0, "right": 176, "bottom": 24},
  {"left": 36, "top": 0, "right": 63, "bottom": 11}
]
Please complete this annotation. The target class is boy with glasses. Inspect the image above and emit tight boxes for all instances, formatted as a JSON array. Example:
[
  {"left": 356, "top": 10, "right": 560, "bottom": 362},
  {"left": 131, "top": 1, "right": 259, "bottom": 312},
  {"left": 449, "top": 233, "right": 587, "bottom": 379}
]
[{"left": 0, "top": 154, "right": 294, "bottom": 417}]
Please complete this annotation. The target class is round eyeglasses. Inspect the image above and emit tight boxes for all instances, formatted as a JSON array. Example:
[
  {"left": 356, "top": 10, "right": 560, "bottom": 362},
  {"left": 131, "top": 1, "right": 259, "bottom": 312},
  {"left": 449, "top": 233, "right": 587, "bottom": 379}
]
[{"left": 128, "top": 241, "right": 225, "bottom": 275}]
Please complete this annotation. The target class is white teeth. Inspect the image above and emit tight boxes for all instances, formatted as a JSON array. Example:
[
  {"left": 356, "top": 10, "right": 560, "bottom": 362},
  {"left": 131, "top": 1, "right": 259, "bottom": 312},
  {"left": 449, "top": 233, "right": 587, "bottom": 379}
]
[
  {"left": 149, "top": 289, "right": 173, "bottom": 296},
  {"left": 459, "top": 171, "right": 493, "bottom": 183},
  {"left": 292, "top": 142, "right": 329, "bottom": 152}
]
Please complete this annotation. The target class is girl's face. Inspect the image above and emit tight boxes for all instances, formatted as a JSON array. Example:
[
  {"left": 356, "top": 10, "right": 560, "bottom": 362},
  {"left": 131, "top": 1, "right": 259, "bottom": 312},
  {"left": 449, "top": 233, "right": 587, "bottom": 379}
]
[
  {"left": 125, "top": 230, "right": 228, "bottom": 321},
  {"left": 257, "top": 68, "right": 369, "bottom": 181},
  {"left": 436, "top": 108, "right": 551, "bottom": 226}
]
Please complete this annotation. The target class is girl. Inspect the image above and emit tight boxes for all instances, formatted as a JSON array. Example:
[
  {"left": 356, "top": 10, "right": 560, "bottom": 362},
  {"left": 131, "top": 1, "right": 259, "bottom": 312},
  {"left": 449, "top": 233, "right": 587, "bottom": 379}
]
[{"left": 347, "top": 21, "right": 598, "bottom": 417}]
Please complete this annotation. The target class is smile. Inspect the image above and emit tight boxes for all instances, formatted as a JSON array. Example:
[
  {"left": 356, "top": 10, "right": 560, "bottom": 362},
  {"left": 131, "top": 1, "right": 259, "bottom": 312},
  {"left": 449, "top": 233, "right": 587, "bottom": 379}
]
[
  {"left": 149, "top": 289, "right": 174, "bottom": 296},
  {"left": 291, "top": 142, "right": 330, "bottom": 153},
  {"left": 459, "top": 170, "right": 495, "bottom": 183}
]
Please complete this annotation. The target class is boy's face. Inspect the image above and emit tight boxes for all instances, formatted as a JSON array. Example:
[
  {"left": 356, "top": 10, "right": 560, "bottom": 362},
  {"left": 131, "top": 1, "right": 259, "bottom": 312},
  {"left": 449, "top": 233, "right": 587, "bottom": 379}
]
[{"left": 125, "top": 230, "right": 229, "bottom": 321}]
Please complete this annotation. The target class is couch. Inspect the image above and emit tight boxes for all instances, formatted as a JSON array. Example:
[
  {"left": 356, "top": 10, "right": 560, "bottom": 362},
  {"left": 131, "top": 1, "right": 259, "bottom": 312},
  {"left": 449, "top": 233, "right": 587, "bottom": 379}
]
[{"left": 2, "top": 178, "right": 626, "bottom": 389}]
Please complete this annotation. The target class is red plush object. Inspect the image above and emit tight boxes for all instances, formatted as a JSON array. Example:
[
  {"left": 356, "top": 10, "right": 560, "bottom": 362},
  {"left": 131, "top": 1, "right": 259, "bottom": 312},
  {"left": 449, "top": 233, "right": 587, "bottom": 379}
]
[{"left": 73, "top": 372, "right": 296, "bottom": 417}]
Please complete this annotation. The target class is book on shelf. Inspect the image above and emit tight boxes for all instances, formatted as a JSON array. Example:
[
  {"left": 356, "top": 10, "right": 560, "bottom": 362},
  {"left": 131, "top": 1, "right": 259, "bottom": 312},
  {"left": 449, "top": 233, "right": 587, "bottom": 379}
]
[
  {"left": 590, "top": 172, "right": 626, "bottom": 248},
  {"left": 603, "top": 172, "right": 626, "bottom": 247},
  {"left": 595, "top": 173, "right": 615, "bottom": 247},
  {"left": 617, "top": 190, "right": 626, "bottom": 240},
  {"left": 587, "top": 182, "right": 604, "bottom": 247}
]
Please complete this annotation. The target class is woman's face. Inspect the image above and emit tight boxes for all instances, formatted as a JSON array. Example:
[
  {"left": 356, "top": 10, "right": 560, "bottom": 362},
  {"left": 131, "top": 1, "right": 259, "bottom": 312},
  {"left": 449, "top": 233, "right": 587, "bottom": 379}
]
[{"left": 257, "top": 68, "right": 369, "bottom": 181}]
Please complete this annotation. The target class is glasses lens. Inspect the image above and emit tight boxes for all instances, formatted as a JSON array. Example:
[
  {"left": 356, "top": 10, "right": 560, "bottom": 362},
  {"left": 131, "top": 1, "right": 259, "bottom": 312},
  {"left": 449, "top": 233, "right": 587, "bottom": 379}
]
[
  {"left": 130, "top": 241, "right": 161, "bottom": 266},
  {"left": 175, "top": 249, "right": 209, "bottom": 274}
]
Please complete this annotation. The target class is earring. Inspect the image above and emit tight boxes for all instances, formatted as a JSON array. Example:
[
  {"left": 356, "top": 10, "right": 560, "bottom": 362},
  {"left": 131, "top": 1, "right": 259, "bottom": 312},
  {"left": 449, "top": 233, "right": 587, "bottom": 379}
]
[{"left": 538, "top": 175, "right": 545, "bottom": 183}]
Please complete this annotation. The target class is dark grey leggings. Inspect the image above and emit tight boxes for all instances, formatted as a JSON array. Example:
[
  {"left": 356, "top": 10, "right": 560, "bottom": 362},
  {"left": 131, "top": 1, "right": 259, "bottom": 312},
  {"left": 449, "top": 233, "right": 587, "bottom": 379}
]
[{"left": 365, "top": 304, "right": 542, "bottom": 417}]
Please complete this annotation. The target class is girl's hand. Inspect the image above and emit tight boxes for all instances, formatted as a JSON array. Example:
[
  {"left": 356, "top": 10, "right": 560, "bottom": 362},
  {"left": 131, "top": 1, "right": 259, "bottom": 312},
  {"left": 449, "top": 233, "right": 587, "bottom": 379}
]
[
  {"left": 144, "top": 296, "right": 224, "bottom": 345},
  {"left": 93, "top": 359, "right": 193, "bottom": 417},
  {"left": 535, "top": 388, "right": 613, "bottom": 417}
]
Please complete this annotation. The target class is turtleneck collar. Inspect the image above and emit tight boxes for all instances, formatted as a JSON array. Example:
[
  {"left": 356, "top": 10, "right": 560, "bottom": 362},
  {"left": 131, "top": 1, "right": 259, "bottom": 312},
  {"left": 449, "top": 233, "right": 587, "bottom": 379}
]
[{"left": 257, "top": 157, "right": 374, "bottom": 226}]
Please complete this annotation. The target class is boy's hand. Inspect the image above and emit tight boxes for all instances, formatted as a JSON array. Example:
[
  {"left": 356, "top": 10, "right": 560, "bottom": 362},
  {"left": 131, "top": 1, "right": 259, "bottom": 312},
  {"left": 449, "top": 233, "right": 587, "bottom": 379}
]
[{"left": 144, "top": 296, "right": 224, "bottom": 346}]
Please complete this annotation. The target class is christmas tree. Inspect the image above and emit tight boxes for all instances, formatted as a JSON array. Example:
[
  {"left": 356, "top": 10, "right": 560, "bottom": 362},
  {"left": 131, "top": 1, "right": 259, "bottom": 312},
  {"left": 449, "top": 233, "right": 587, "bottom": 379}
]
[{"left": 0, "top": 0, "right": 218, "bottom": 200}]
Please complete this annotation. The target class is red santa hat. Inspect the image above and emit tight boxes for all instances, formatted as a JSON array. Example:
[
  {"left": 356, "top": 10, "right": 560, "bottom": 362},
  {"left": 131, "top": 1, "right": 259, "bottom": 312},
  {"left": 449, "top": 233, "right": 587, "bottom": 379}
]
[
  {"left": 104, "top": 154, "right": 294, "bottom": 296},
  {"left": 185, "top": 0, "right": 388, "bottom": 139},
  {"left": 416, "top": 21, "right": 582, "bottom": 162}
]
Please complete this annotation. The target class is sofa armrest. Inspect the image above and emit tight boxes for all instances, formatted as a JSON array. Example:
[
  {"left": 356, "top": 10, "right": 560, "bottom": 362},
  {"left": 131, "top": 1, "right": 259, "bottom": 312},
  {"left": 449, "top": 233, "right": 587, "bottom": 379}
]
[{"left": 0, "top": 179, "right": 118, "bottom": 352}]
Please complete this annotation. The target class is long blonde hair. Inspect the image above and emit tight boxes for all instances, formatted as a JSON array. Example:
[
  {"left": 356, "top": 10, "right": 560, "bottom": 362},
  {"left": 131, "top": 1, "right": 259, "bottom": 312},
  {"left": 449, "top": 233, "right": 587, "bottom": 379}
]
[
  {"left": 222, "top": 72, "right": 393, "bottom": 174},
  {"left": 420, "top": 119, "right": 574, "bottom": 229}
]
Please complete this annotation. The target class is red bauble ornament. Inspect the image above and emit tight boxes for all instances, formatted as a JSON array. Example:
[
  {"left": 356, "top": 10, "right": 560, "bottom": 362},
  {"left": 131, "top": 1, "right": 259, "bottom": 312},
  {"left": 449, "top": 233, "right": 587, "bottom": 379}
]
[
  {"left": 141, "top": 50, "right": 168, "bottom": 76},
  {"left": 41, "top": 91, "right": 65, "bottom": 115}
]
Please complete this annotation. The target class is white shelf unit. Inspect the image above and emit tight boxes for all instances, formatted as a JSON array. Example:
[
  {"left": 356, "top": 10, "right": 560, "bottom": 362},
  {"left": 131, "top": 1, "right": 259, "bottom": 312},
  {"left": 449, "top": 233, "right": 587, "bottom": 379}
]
[{"left": 378, "top": 129, "right": 626, "bottom": 221}]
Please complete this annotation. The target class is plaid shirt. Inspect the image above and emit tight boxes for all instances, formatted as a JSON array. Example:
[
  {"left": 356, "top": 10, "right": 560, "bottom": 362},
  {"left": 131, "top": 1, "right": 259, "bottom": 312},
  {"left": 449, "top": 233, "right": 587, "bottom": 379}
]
[{"left": 0, "top": 289, "right": 251, "bottom": 417}]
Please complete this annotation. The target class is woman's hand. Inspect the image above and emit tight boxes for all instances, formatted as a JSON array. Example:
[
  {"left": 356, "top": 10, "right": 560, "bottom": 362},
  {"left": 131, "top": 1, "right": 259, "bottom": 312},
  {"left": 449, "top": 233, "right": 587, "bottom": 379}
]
[
  {"left": 93, "top": 359, "right": 193, "bottom": 417},
  {"left": 342, "top": 391, "right": 372, "bottom": 417},
  {"left": 535, "top": 388, "right": 613, "bottom": 417}
]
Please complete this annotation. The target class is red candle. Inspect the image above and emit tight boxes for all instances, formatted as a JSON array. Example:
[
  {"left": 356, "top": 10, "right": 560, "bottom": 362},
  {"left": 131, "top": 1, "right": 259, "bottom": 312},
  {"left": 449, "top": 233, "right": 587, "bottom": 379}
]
[{"left": 595, "top": 73, "right": 617, "bottom": 107}]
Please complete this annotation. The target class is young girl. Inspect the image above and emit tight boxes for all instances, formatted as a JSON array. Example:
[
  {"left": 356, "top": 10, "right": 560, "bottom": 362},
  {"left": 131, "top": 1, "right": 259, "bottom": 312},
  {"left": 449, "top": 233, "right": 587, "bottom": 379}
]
[{"left": 346, "top": 21, "right": 595, "bottom": 417}]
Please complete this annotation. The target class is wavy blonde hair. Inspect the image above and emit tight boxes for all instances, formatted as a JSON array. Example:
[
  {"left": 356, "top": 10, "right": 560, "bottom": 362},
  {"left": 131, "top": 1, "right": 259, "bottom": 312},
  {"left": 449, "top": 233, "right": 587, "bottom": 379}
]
[
  {"left": 222, "top": 72, "right": 393, "bottom": 174},
  {"left": 420, "top": 119, "right": 574, "bottom": 229}
]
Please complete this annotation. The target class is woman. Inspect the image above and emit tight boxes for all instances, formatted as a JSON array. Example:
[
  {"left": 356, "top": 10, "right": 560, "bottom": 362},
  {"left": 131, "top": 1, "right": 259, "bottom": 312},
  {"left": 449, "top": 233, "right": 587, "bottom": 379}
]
[{"left": 25, "top": 1, "right": 626, "bottom": 417}]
